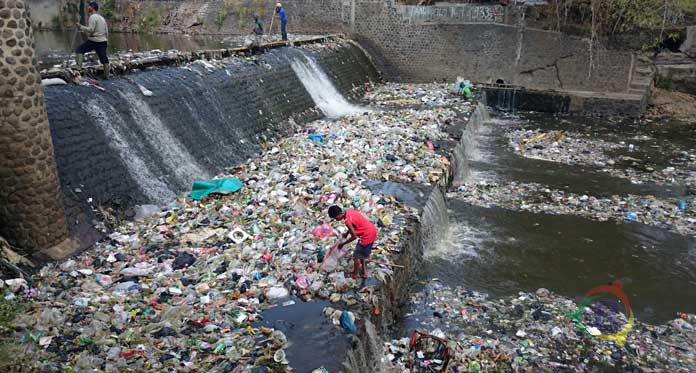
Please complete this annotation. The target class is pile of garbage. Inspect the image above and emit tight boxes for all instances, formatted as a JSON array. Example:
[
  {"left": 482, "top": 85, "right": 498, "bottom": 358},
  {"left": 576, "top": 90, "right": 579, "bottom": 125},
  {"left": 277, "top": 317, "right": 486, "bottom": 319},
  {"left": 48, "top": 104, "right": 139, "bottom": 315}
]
[
  {"left": 509, "top": 129, "right": 622, "bottom": 166},
  {"left": 453, "top": 180, "right": 696, "bottom": 236},
  {"left": 509, "top": 129, "right": 696, "bottom": 189},
  {"left": 384, "top": 281, "right": 696, "bottom": 371},
  {"left": 0, "top": 84, "right": 475, "bottom": 371},
  {"left": 364, "top": 82, "right": 474, "bottom": 109}
]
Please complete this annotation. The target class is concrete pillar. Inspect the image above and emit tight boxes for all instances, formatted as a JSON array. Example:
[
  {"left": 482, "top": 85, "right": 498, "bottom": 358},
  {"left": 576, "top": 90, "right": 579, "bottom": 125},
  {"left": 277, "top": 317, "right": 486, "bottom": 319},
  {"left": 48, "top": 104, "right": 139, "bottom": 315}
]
[{"left": 0, "top": 0, "right": 70, "bottom": 254}]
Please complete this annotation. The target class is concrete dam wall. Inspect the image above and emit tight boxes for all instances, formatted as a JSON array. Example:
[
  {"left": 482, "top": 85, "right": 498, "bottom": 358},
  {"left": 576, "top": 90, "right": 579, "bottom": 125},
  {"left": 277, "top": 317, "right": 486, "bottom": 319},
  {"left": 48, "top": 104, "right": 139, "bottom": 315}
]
[
  {"left": 43, "top": 42, "right": 378, "bottom": 239},
  {"left": 28, "top": 1, "right": 643, "bottom": 96}
]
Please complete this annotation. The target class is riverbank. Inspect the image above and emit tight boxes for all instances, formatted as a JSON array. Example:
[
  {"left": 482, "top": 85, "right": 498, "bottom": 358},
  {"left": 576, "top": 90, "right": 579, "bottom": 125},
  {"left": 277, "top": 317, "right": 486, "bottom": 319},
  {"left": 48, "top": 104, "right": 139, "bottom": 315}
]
[{"left": 0, "top": 83, "right": 476, "bottom": 371}]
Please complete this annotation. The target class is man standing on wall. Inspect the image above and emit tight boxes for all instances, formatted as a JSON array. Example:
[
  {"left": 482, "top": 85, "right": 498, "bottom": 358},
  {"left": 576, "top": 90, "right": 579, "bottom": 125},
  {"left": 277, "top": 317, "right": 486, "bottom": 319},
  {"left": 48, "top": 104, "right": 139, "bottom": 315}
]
[
  {"left": 275, "top": 3, "right": 288, "bottom": 41},
  {"left": 75, "top": 2, "right": 110, "bottom": 79}
]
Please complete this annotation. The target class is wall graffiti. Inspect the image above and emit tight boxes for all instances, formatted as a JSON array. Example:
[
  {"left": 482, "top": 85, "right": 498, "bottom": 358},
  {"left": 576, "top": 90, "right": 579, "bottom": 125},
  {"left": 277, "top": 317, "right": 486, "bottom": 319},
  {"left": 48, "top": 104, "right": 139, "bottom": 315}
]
[{"left": 396, "top": 4, "right": 504, "bottom": 25}]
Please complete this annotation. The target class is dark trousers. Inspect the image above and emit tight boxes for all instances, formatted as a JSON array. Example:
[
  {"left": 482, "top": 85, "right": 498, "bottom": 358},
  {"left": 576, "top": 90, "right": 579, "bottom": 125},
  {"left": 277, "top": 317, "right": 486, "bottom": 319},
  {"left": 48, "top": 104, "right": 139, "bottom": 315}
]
[
  {"left": 76, "top": 40, "right": 109, "bottom": 64},
  {"left": 281, "top": 21, "right": 287, "bottom": 41}
]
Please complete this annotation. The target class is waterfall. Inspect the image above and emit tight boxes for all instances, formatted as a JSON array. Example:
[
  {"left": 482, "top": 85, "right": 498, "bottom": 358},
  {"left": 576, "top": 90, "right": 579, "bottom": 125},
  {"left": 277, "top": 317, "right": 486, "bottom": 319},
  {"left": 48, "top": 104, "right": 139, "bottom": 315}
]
[
  {"left": 290, "top": 53, "right": 364, "bottom": 119},
  {"left": 118, "top": 91, "right": 211, "bottom": 190},
  {"left": 495, "top": 87, "right": 518, "bottom": 113},
  {"left": 85, "top": 99, "right": 177, "bottom": 204}
]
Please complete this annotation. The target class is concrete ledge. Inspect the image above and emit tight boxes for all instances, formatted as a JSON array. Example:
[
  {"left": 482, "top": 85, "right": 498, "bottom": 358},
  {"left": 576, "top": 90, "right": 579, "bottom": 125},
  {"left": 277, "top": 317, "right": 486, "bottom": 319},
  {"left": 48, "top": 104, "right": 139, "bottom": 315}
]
[
  {"left": 344, "top": 102, "right": 489, "bottom": 371},
  {"left": 481, "top": 85, "right": 647, "bottom": 117},
  {"left": 41, "top": 34, "right": 348, "bottom": 81}
]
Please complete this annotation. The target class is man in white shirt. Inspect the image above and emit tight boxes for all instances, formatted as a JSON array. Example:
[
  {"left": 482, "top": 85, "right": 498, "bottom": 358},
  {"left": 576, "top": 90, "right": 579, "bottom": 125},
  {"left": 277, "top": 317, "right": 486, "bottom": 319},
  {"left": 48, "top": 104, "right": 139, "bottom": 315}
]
[{"left": 74, "top": 2, "right": 109, "bottom": 78}]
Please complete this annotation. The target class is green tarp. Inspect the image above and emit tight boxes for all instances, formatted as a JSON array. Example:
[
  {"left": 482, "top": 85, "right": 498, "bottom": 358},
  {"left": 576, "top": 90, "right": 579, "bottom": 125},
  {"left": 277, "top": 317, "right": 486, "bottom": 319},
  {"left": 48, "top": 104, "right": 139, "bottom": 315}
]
[{"left": 189, "top": 177, "right": 243, "bottom": 200}]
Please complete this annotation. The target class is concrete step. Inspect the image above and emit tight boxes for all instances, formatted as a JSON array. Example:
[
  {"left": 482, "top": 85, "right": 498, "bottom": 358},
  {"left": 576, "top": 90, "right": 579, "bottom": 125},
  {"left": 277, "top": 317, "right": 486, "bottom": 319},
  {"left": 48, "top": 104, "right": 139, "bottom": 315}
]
[
  {"left": 633, "top": 68, "right": 653, "bottom": 76},
  {"left": 629, "top": 83, "right": 651, "bottom": 91},
  {"left": 628, "top": 88, "right": 647, "bottom": 95},
  {"left": 630, "top": 77, "right": 653, "bottom": 85}
]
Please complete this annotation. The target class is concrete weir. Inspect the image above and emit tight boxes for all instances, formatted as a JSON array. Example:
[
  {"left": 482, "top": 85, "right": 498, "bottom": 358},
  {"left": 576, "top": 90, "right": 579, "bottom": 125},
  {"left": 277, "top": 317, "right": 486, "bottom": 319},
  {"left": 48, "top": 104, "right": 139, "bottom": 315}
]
[
  {"left": 41, "top": 41, "right": 379, "bottom": 254},
  {"left": 344, "top": 103, "right": 489, "bottom": 372}
]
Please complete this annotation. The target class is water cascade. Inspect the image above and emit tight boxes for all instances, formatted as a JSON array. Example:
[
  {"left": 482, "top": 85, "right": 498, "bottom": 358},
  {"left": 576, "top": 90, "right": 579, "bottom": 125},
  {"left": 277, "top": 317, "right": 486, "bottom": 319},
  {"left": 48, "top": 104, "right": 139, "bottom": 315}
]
[
  {"left": 291, "top": 53, "right": 365, "bottom": 118},
  {"left": 85, "top": 99, "right": 177, "bottom": 204}
]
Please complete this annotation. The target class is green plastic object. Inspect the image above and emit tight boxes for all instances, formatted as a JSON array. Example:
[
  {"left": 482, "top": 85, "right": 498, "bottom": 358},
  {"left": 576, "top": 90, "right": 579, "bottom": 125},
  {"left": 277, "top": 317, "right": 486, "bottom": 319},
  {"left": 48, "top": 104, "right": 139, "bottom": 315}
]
[
  {"left": 460, "top": 86, "right": 473, "bottom": 99},
  {"left": 189, "top": 178, "right": 244, "bottom": 200}
]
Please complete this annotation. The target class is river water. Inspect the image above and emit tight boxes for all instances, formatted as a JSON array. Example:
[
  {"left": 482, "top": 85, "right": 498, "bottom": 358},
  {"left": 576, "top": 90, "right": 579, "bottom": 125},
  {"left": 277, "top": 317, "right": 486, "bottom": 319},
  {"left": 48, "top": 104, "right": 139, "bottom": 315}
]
[
  {"left": 35, "top": 30, "right": 225, "bottom": 68},
  {"left": 420, "top": 112, "right": 696, "bottom": 325}
]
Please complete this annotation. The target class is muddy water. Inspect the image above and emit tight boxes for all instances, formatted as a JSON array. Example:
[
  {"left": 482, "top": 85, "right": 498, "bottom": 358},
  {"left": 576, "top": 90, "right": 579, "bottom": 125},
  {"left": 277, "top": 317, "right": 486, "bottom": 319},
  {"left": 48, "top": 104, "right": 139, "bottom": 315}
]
[
  {"left": 424, "top": 113, "right": 696, "bottom": 324},
  {"left": 256, "top": 297, "right": 350, "bottom": 372}
]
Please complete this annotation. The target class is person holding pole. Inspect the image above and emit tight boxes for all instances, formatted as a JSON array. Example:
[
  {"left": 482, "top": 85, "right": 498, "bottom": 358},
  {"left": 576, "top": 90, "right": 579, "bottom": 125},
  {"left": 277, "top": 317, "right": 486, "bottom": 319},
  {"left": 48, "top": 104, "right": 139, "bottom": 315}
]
[
  {"left": 74, "top": 1, "right": 110, "bottom": 79},
  {"left": 275, "top": 3, "right": 287, "bottom": 41}
]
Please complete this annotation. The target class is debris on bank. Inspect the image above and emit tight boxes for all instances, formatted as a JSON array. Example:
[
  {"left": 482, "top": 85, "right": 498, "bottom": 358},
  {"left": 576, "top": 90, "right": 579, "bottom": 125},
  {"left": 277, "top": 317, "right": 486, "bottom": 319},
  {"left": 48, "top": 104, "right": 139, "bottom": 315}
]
[
  {"left": 385, "top": 282, "right": 696, "bottom": 372},
  {"left": 509, "top": 128, "right": 696, "bottom": 189},
  {"left": 0, "top": 83, "right": 475, "bottom": 371},
  {"left": 453, "top": 180, "right": 696, "bottom": 236}
]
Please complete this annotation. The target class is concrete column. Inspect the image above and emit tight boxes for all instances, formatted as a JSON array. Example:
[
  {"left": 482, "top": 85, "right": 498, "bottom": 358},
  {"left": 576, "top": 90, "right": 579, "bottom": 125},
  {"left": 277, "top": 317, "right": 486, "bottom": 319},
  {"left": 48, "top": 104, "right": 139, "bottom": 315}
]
[{"left": 0, "top": 0, "right": 70, "bottom": 253}]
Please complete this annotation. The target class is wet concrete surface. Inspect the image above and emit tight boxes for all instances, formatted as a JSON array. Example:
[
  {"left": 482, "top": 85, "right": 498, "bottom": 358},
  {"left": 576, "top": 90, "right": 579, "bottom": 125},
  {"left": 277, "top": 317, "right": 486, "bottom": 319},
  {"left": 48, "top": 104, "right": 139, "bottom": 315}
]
[{"left": 420, "top": 112, "right": 696, "bottom": 325}]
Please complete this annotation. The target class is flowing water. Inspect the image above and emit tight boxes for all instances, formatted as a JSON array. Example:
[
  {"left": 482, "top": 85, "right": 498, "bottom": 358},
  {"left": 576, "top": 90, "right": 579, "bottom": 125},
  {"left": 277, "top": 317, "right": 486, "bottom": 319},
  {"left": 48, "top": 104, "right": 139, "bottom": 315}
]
[
  {"left": 85, "top": 98, "right": 177, "bottom": 204},
  {"left": 423, "top": 113, "right": 696, "bottom": 324},
  {"left": 290, "top": 54, "right": 365, "bottom": 118},
  {"left": 117, "top": 91, "right": 212, "bottom": 189}
]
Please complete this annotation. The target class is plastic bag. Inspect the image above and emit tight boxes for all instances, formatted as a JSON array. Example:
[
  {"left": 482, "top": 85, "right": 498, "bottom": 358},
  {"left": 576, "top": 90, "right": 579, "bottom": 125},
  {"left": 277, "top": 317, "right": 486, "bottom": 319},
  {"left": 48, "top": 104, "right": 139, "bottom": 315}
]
[
  {"left": 311, "top": 223, "right": 335, "bottom": 238},
  {"left": 320, "top": 244, "right": 348, "bottom": 272},
  {"left": 340, "top": 310, "right": 357, "bottom": 334}
]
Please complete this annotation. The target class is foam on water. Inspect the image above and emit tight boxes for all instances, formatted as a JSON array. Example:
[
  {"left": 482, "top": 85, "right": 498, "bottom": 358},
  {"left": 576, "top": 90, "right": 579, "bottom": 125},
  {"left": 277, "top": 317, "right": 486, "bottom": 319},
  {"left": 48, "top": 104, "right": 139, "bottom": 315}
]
[
  {"left": 119, "top": 91, "right": 211, "bottom": 188},
  {"left": 290, "top": 53, "right": 364, "bottom": 119},
  {"left": 425, "top": 220, "right": 496, "bottom": 260},
  {"left": 86, "top": 99, "right": 177, "bottom": 204}
]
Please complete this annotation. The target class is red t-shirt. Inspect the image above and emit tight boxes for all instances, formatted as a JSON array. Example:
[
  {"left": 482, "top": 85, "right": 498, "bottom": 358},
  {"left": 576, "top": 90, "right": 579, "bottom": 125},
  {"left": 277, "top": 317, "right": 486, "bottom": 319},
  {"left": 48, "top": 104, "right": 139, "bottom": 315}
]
[{"left": 345, "top": 209, "right": 377, "bottom": 245}]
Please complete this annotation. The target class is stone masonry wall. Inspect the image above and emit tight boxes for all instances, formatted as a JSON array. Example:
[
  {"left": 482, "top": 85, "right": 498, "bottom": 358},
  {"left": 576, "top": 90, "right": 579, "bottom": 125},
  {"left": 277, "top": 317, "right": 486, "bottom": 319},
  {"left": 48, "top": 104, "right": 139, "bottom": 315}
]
[
  {"left": 0, "top": 0, "right": 69, "bottom": 252},
  {"left": 109, "top": 0, "right": 350, "bottom": 34},
  {"left": 353, "top": 1, "right": 633, "bottom": 93}
]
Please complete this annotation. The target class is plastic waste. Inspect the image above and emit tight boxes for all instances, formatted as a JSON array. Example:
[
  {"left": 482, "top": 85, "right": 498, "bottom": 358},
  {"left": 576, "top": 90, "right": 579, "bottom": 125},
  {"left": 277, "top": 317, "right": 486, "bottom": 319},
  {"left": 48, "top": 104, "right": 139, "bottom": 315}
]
[
  {"left": 138, "top": 84, "right": 153, "bottom": 97},
  {"left": 320, "top": 244, "right": 348, "bottom": 272},
  {"left": 134, "top": 204, "right": 160, "bottom": 221},
  {"left": 265, "top": 286, "right": 289, "bottom": 300},
  {"left": 311, "top": 223, "right": 334, "bottom": 238},
  {"left": 339, "top": 310, "right": 357, "bottom": 334}
]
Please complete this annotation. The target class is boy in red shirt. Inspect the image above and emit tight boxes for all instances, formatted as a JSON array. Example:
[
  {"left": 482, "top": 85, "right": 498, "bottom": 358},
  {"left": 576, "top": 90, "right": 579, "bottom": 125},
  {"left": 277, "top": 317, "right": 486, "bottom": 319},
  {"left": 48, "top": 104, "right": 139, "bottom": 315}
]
[{"left": 328, "top": 205, "right": 377, "bottom": 280}]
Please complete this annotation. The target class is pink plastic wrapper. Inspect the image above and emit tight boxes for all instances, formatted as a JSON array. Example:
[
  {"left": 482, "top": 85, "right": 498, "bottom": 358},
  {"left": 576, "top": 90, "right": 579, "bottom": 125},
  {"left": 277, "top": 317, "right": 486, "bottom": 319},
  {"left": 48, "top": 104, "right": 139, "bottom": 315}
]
[{"left": 311, "top": 223, "right": 335, "bottom": 238}]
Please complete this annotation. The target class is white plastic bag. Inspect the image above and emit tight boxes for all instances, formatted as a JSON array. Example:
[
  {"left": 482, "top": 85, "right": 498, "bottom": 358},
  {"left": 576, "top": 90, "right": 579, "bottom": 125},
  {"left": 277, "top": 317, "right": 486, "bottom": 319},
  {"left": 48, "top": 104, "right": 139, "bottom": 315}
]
[{"left": 320, "top": 244, "right": 348, "bottom": 272}]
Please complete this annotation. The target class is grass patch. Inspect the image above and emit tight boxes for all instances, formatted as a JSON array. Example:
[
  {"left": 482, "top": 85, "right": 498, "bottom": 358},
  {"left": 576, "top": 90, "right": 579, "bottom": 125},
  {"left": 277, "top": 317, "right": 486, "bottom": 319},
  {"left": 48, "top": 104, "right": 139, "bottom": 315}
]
[{"left": 140, "top": 8, "right": 161, "bottom": 32}]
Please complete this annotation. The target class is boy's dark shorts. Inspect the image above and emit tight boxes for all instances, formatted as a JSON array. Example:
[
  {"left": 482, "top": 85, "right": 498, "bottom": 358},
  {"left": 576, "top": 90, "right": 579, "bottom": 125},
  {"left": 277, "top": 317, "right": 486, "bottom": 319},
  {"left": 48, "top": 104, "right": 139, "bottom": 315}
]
[{"left": 354, "top": 242, "right": 374, "bottom": 260}]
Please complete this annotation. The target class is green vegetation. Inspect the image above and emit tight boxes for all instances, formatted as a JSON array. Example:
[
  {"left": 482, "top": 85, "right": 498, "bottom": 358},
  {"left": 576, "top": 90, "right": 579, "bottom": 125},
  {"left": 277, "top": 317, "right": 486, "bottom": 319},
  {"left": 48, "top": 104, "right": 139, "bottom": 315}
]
[
  {"left": 101, "top": 0, "right": 117, "bottom": 21},
  {"left": 238, "top": 6, "right": 248, "bottom": 30},
  {"left": 51, "top": 15, "right": 62, "bottom": 30},
  {"left": 140, "top": 8, "right": 161, "bottom": 32},
  {"left": 216, "top": 6, "right": 229, "bottom": 30},
  {"left": 549, "top": 0, "right": 695, "bottom": 40},
  {"left": 0, "top": 297, "right": 19, "bottom": 328},
  {"left": 655, "top": 75, "right": 675, "bottom": 89}
]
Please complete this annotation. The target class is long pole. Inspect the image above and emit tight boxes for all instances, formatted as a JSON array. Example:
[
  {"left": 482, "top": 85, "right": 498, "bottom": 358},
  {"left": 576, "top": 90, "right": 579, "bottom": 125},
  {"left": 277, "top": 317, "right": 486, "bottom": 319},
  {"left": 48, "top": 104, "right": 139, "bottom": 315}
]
[
  {"left": 67, "top": 26, "right": 79, "bottom": 67},
  {"left": 269, "top": 11, "right": 276, "bottom": 35}
]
